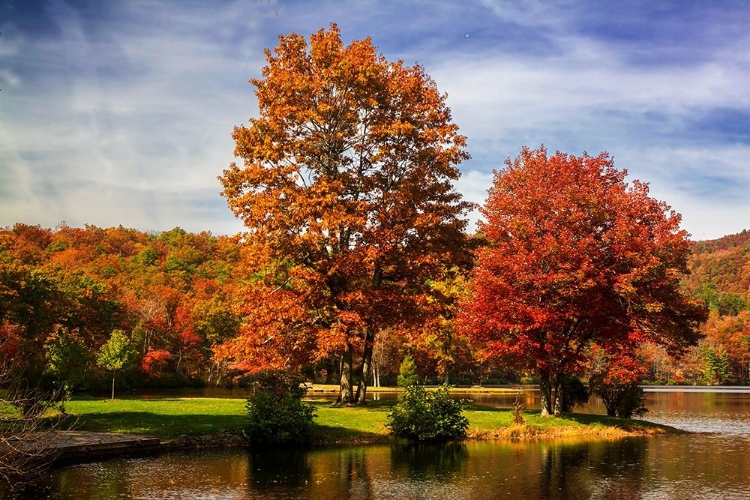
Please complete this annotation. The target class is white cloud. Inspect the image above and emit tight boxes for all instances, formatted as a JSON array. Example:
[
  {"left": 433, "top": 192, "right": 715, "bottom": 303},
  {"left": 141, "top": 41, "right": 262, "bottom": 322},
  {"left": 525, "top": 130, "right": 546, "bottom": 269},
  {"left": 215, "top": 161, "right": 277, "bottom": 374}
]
[
  {"left": 616, "top": 145, "right": 750, "bottom": 240},
  {"left": 1, "top": 0, "right": 748, "bottom": 240},
  {"left": 454, "top": 169, "right": 494, "bottom": 234},
  {"left": 0, "top": 1, "right": 268, "bottom": 234}
]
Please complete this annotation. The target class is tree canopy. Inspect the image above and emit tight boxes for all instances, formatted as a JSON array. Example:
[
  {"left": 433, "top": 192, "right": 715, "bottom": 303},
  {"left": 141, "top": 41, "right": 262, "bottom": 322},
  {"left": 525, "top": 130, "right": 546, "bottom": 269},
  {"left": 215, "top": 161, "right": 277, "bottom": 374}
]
[
  {"left": 218, "top": 24, "right": 471, "bottom": 403},
  {"left": 461, "top": 146, "right": 707, "bottom": 415}
]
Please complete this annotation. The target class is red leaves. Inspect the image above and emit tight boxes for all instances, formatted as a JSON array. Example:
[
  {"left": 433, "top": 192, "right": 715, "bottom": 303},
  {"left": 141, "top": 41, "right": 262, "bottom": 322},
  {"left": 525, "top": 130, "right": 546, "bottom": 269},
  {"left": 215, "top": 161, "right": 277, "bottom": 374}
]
[
  {"left": 0, "top": 321, "right": 23, "bottom": 360},
  {"left": 141, "top": 349, "right": 173, "bottom": 374},
  {"left": 461, "top": 146, "right": 706, "bottom": 380}
]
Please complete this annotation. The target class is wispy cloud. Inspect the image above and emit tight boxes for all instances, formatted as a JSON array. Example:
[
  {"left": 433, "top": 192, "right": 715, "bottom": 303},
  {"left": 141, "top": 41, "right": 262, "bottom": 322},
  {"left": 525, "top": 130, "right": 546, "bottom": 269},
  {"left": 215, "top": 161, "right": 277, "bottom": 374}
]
[{"left": 0, "top": 0, "right": 748, "bottom": 239}]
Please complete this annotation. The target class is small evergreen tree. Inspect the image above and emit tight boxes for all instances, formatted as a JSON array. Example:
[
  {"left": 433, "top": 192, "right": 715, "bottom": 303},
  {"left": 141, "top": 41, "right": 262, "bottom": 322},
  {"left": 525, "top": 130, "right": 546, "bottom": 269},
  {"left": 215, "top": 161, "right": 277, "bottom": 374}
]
[
  {"left": 397, "top": 353, "right": 420, "bottom": 387},
  {"left": 701, "top": 345, "right": 730, "bottom": 385}
]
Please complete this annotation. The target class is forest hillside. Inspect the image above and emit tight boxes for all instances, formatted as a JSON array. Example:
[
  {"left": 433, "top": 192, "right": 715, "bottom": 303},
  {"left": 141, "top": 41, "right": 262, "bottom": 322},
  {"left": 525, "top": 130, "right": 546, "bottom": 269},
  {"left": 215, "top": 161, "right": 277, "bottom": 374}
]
[
  {"left": 641, "top": 230, "right": 750, "bottom": 384},
  {"left": 2, "top": 224, "right": 749, "bottom": 388}
]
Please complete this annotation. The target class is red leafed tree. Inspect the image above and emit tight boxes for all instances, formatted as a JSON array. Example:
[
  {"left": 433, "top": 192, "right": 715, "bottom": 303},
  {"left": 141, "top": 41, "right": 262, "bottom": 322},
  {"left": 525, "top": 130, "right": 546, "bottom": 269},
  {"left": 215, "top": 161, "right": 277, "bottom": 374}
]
[
  {"left": 461, "top": 146, "right": 707, "bottom": 415},
  {"left": 219, "top": 24, "right": 471, "bottom": 403},
  {"left": 141, "top": 348, "right": 173, "bottom": 375}
]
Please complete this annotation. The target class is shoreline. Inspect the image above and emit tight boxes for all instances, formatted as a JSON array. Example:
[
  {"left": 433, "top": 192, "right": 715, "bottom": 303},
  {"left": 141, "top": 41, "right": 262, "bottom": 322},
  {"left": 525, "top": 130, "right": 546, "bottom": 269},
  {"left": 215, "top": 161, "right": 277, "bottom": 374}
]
[
  {"left": 49, "top": 418, "right": 680, "bottom": 467},
  {"left": 45, "top": 396, "right": 682, "bottom": 468}
]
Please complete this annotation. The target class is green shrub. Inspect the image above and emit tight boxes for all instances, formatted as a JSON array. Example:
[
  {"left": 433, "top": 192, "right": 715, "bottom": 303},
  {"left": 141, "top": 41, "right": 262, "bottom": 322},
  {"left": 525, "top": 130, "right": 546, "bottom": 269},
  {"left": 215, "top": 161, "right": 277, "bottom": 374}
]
[
  {"left": 245, "top": 372, "right": 316, "bottom": 444},
  {"left": 559, "top": 376, "right": 590, "bottom": 412},
  {"left": 387, "top": 385, "right": 469, "bottom": 442},
  {"left": 590, "top": 378, "right": 647, "bottom": 418}
]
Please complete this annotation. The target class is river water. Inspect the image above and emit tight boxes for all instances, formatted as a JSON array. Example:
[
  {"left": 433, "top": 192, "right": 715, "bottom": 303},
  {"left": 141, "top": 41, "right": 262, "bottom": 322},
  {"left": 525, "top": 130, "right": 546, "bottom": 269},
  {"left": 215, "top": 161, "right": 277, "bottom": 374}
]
[{"left": 10, "top": 389, "right": 750, "bottom": 499}]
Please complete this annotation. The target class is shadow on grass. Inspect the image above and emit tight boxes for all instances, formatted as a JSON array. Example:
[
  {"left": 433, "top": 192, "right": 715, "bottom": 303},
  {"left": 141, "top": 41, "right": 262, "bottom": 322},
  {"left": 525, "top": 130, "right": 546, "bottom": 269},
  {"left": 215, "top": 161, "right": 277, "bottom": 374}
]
[
  {"left": 72, "top": 411, "right": 248, "bottom": 438},
  {"left": 308, "top": 399, "right": 394, "bottom": 410},
  {"left": 309, "top": 423, "right": 390, "bottom": 444},
  {"left": 466, "top": 403, "right": 506, "bottom": 412}
]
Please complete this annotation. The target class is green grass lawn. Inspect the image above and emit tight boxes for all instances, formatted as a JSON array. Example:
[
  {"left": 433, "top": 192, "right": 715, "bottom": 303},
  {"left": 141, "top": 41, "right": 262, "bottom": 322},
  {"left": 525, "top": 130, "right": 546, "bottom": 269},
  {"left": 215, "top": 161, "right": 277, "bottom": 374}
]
[
  {"left": 57, "top": 396, "right": 673, "bottom": 442},
  {"left": 61, "top": 396, "right": 249, "bottom": 438}
]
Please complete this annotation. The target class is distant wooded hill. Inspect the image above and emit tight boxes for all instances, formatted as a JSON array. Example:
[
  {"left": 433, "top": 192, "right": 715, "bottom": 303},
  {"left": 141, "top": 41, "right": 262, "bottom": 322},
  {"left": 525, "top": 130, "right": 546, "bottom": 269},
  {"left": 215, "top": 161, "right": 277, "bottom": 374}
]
[
  {"left": 638, "top": 229, "right": 750, "bottom": 385},
  {"left": 685, "top": 229, "right": 750, "bottom": 315}
]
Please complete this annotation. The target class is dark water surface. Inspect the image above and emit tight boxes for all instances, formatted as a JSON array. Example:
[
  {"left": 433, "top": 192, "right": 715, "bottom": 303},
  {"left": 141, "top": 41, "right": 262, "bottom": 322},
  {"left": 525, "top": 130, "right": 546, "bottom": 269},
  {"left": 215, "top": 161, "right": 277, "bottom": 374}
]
[{"left": 10, "top": 390, "right": 750, "bottom": 499}]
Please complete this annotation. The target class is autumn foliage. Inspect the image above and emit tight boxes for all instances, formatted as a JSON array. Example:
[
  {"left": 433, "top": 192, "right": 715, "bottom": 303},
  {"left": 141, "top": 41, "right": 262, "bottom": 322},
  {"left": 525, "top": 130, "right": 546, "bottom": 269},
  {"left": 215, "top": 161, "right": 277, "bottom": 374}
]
[
  {"left": 641, "top": 230, "right": 750, "bottom": 384},
  {"left": 461, "top": 147, "right": 707, "bottom": 415},
  {"left": 0, "top": 223, "right": 244, "bottom": 393},
  {"left": 219, "top": 24, "right": 471, "bottom": 403}
]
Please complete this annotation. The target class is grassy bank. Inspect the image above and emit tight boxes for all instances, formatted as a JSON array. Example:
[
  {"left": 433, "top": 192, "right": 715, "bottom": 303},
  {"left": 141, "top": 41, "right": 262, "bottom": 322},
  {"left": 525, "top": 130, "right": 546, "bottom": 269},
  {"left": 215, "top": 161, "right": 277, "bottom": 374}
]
[{"left": 57, "top": 396, "right": 676, "bottom": 443}]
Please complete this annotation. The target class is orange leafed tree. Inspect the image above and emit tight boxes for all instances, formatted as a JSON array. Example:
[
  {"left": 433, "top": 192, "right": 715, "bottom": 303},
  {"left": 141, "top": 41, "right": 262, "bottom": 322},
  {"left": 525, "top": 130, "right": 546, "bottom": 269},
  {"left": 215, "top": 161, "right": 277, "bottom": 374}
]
[
  {"left": 219, "top": 24, "right": 471, "bottom": 403},
  {"left": 460, "top": 146, "right": 707, "bottom": 415}
]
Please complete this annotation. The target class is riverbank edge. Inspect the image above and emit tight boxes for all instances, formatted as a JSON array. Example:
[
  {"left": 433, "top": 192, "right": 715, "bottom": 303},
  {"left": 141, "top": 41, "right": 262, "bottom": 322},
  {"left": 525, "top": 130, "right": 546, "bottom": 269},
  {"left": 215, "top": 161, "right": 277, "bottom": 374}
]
[
  {"left": 171, "top": 420, "right": 680, "bottom": 449},
  {"left": 52, "top": 418, "right": 681, "bottom": 467}
]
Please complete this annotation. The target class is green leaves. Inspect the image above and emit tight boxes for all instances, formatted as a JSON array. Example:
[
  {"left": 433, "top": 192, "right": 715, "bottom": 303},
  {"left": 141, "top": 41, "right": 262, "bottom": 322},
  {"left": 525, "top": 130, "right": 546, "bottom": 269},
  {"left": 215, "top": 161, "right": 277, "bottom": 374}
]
[
  {"left": 387, "top": 385, "right": 469, "bottom": 442},
  {"left": 97, "top": 330, "right": 135, "bottom": 373},
  {"left": 44, "top": 326, "right": 90, "bottom": 391},
  {"left": 397, "top": 353, "right": 420, "bottom": 388},
  {"left": 244, "top": 372, "right": 317, "bottom": 444}
]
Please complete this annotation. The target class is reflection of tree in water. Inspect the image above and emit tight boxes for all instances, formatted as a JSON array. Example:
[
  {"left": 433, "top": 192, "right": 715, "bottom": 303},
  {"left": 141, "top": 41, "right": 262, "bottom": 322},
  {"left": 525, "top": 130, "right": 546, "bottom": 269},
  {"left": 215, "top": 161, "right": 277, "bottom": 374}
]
[
  {"left": 247, "top": 447, "right": 312, "bottom": 496},
  {"left": 537, "top": 439, "right": 647, "bottom": 500},
  {"left": 390, "top": 442, "right": 468, "bottom": 479},
  {"left": 247, "top": 447, "right": 377, "bottom": 499},
  {"left": 333, "top": 447, "right": 374, "bottom": 500}
]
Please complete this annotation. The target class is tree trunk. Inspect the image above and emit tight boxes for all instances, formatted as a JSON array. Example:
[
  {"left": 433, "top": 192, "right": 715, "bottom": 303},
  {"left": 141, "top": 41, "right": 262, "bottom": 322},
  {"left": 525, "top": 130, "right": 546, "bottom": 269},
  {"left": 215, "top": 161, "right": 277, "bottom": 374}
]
[
  {"left": 554, "top": 383, "right": 563, "bottom": 416},
  {"left": 540, "top": 371, "right": 565, "bottom": 416},
  {"left": 539, "top": 373, "right": 554, "bottom": 416},
  {"left": 443, "top": 333, "right": 452, "bottom": 386},
  {"left": 355, "top": 328, "right": 375, "bottom": 404},
  {"left": 336, "top": 344, "right": 354, "bottom": 404},
  {"left": 111, "top": 376, "right": 115, "bottom": 400}
]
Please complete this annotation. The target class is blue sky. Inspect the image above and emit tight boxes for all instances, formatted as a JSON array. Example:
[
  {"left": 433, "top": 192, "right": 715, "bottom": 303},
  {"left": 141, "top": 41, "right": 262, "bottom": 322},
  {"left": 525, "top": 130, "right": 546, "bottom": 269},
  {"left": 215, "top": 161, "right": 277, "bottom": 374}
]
[{"left": 1, "top": 0, "right": 748, "bottom": 240}]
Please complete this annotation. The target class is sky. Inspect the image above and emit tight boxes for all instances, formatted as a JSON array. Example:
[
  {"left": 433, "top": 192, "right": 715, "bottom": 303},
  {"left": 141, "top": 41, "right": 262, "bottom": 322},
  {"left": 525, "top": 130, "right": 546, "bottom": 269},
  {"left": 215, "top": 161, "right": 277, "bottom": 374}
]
[{"left": 1, "top": 0, "right": 749, "bottom": 241}]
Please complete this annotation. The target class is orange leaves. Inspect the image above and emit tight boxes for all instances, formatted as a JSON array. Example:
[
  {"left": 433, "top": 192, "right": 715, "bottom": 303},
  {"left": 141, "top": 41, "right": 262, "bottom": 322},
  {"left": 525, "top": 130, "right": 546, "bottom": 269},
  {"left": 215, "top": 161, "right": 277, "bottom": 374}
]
[
  {"left": 141, "top": 348, "right": 173, "bottom": 374},
  {"left": 213, "top": 279, "right": 318, "bottom": 373},
  {"left": 218, "top": 24, "right": 472, "bottom": 380}
]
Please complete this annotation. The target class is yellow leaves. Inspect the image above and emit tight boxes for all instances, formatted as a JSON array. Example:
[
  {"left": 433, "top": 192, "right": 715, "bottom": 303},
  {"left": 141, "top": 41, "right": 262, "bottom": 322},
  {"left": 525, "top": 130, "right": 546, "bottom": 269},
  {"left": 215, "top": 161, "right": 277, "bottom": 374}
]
[{"left": 645, "top": 302, "right": 664, "bottom": 313}]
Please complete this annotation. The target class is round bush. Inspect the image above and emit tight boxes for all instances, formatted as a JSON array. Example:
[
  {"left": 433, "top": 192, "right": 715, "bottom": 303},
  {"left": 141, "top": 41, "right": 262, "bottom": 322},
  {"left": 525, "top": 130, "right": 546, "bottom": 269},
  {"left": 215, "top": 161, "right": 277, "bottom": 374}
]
[
  {"left": 245, "top": 372, "right": 316, "bottom": 444},
  {"left": 386, "top": 385, "right": 469, "bottom": 442}
]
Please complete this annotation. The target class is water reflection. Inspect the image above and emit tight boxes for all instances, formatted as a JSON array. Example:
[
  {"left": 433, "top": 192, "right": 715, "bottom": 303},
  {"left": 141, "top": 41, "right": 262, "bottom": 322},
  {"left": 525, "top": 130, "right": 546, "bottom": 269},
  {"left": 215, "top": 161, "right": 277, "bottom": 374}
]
[
  {"left": 247, "top": 447, "right": 312, "bottom": 496},
  {"left": 10, "top": 434, "right": 750, "bottom": 499},
  {"left": 390, "top": 442, "right": 468, "bottom": 478},
  {"left": 8, "top": 390, "right": 750, "bottom": 499}
]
